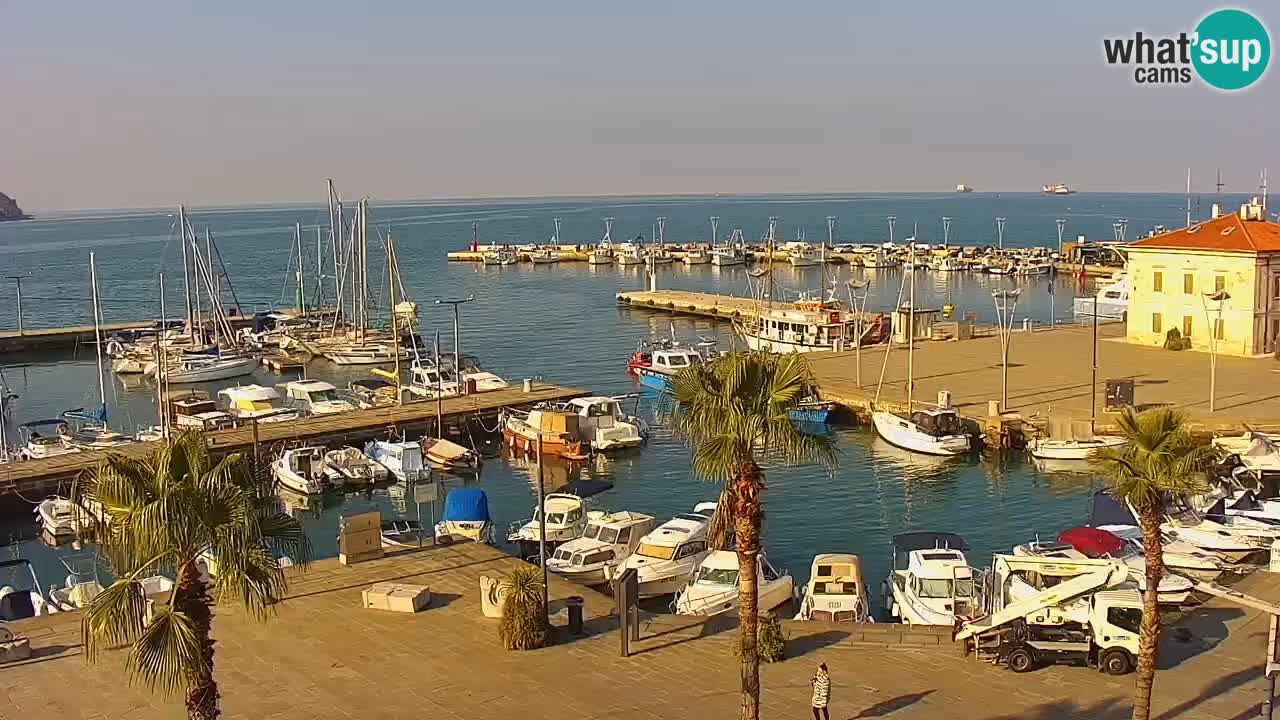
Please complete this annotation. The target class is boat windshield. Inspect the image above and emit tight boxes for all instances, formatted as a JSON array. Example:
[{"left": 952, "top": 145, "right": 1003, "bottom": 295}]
[
  {"left": 239, "top": 400, "right": 276, "bottom": 411},
  {"left": 697, "top": 567, "right": 738, "bottom": 585},
  {"left": 582, "top": 523, "right": 602, "bottom": 540},
  {"left": 917, "top": 577, "right": 973, "bottom": 599},
  {"left": 636, "top": 543, "right": 676, "bottom": 560},
  {"left": 307, "top": 389, "right": 338, "bottom": 403},
  {"left": 534, "top": 510, "right": 567, "bottom": 525},
  {"left": 597, "top": 527, "right": 620, "bottom": 544}
]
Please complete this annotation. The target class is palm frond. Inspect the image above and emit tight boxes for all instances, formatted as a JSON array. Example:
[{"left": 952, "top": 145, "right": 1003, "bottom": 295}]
[
  {"left": 128, "top": 606, "right": 204, "bottom": 693},
  {"left": 81, "top": 577, "right": 150, "bottom": 661},
  {"left": 1089, "top": 407, "right": 1211, "bottom": 511}
]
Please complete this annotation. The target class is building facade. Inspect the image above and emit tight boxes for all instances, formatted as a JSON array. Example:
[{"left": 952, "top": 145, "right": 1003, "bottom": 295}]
[{"left": 1124, "top": 199, "right": 1280, "bottom": 357}]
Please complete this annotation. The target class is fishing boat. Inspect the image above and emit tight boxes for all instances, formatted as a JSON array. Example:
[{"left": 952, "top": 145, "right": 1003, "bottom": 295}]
[
  {"left": 322, "top": 446, "right": 389, "bottom": 487},
  {"left": 530, "top": 248, "right": 560, "bottom": 264},
  {"left": 929, "top": 256, "right": 963, "bottom": 272},
  {"left": 0, "top": 558, "right": 55, "bottom": 620},
  {"left": 793, "top": 553, "right": 871, "bottom": 623},
  {"left": 420, "top": 436, "right": 480, "bottom": 473},
  {"left": 673, "top": 550, "right": 795, "bottom": 617},
  {"left": 435, "top": 488, "right": 495, "bottom": 544},
  {"left": 615, "top": 243, "right": 646, "bottom": 266},
  {"left": 790, "top": 398, "right": 837, "bottom": 425},
  {"left": 683, "top": 247, "right": 711, "bottom": 265},
  {"left": 627, "top": 346, "right": 704, "bottom": 389},
  {"left": 546, "top": 511, "right": 657, "bottom": 585},
  {"left": 558, "top": 396, "right": 648, "bottom": 451},
  {"left": 859, "top": 248, "right": 898, "bottom": 268},
  {"left": 217, "top": 385, "right": 299, "bottom": 423},
  {"left": 1016, "top": 259, "right": 1054, "bottom": 275},
  {"left": 364, "top": 439, "right": 433, "bottom": 483},
  {"left": 788, "top": 245, "right": 821, "bottom": 267},
  {"left": 506, "top": 489, "right": 605, "bottom": 559},
  {"left": 272, "top": 446, "right": 331, "bottom": 495},
  {"left": 872, "top": 408, "right": 971, "bottom": 456},
  {"left": 163, "top": 390, "right": 234, "bottom": 432},
  {"left": 710, "top": 245, "right": 745, "bottom": 266},
  {"left": 884, "top": 532, "right": 979, "bottom": 626},
  {"left": 1043, "top": 183, "right": 1076, "bottom": 195},
  {"left": 648, "top": 247, "right": 675, "bottom": 265},
  {"left": 736, "top": 298, "right": 871, "bottom": 354},
  {"left": 619, "top": 502, "right": 717, "bottom": 598},
  {"left": 482, "top": 248, "right": 518, "bottom": 265},
  {"left": 282, "top": 379, "right": 356, "bottom": 416},
  {"left": 500, "top": 405, "right": 588, "bottom": 458},
  {"left": 380, "top": 519, "right": 427, "bottom": 549}
]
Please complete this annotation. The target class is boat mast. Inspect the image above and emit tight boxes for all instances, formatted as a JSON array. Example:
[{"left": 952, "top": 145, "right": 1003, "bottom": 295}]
[
  {"left": 1185, "top": 168, "right": 1193, "bottom": 228},
  {"left": 89, "top": 252, "right": 108, "bottom": 422},
  {"left": 1091, "top": 293, "right": 1098, "bottom": 433},
  {"left": 360, "top": 199, "right": 370, "bottom": 340},
  {"left": 315, "top": 225, "right": 324, "bottom": 309},
  {"left": 295, "top": 222, "right": 306, "bottom": 315},
  {"left": 906, "top": 237, "right": 915, "bottom": 413},
  {"left": 157, "top": 272, "right": 168, "bottom": 438},
  {"left": 206, "top": 228, "right": 219, "bottom": 346},
  {"left": 767, "top": 216, "right": 778, "bottom": 308},
  {"left": 178, "top": 205, "right": 195, "bottom": 343},
  {"left": 387, "top": 231, "right": 402, "bottom": 405},
  {"left": 327, "top": 179, "right": 341, "bottom": 322}
]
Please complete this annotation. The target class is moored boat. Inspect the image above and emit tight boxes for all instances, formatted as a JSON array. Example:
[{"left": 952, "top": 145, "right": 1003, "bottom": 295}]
[
  {"left": 872, "top": 407, "right": 971, "bottom": 456},
  {"left": 322, "top": 446, "right": 390, "bottom": 487},
  {"left": 885, "top": 532, "right": 979, "bottom": 625},
  {"left": 673, "top": 550, "right": 795, "bottom": 617},
  {"left": 546, "top": 510, "right": 657, "bottom": 585},
  {"left": 619, "top": 502, "right": 717, "bottom": 598},
  {"left": 794, "top": 553, "right": 871, "bottom": 623},
  {"left": 272, "top": 446, "right": 330, "bottom": 495},
  {"left": 435, "top": 488, "right": 495, "bottom": 544}
]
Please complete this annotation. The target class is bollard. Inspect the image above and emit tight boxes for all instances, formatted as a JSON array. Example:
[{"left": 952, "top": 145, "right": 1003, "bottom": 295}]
[
  {"left": 522, "top": 378, "right": 533, "bottom": 393},
  {"left": 566, "top": 596, "right": 585, "bottom": 636}
]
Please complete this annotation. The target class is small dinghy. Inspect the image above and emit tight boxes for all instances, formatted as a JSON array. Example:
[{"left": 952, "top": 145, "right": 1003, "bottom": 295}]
[{"left": 381, "top": 519, "right": 427, "bottom": 549}]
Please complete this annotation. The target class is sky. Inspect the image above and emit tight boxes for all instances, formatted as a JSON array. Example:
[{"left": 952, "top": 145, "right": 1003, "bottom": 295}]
[{"left": 3, "top": 1, "right": 1277, "bottom": 211}]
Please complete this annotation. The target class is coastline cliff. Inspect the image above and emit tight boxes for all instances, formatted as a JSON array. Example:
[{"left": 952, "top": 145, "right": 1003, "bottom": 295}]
[{"left": 0, "top": 192, "right": 30, "bottom": 221}]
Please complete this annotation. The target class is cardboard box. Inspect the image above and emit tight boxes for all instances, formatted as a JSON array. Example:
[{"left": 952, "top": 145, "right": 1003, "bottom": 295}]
[
  {"left": 340, "top": 511, "right": 381, "bottom": 535},
  {"left": 339, "top": 527, "right": 382, "bottom": 556},
  {"left": 362, "top": 582, "right": 431, "bottom": 613},
  {"left": 340, "top": 549, "right": 384, "bottom": 565}
]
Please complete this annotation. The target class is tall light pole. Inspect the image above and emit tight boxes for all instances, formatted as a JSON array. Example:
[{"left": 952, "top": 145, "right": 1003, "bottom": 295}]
[
  {"left": 1202, "top": 290, "right": 1230, "bottom": 412},
  {"left": 1055, "top": 218, "right": 1067, "bottom": 255},
  {"left": 992, "top": 288, "right": 1022, "bottom": 412},
  {"left": 435, "top": 295, "right": 476, "bottom": 394},
  {"left": 995, "top": 217, "right": 1007, "bottom": 250},
  {"left": 942, "top": 217, "right": 952, "bottom": 248},
  {"left": 847, "top": 280, "right": 870, "bottom": 387},
  {"left": 887, "top": 216, "right": 897, "bottom": 246},
  {"left": 710, "top": 216, "right": 719, "bottom": 245}
]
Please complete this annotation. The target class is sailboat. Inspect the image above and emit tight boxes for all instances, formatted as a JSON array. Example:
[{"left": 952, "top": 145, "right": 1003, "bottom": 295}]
[
  {"left": 871, "top": 237, "right": 971, "bottom": 456},
  {"left": 62, "top": 253, "right": 135, "bottom": 451}
]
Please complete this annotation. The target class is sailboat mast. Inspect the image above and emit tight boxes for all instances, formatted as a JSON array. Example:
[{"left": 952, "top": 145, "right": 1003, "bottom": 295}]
[
  {"left": 295, "top": 222, "right": 306, "bottom": 314},
  {"left": 360, "top": 199, "right": 370, "bottom": 339},
  {"left": 178, "top": 205, "right": 194, "bottom": 342},
  {"left": 206, "top": 228, "right": 219, "bottom": 345},
  {"left": 327, "top": 179, "right": 341, "bottom": 319},
  {"left": 767, "top": 217, "right": 778, "bottom": 308},
  {"left": 387, "top": 231, "right": 402, "bottom": 405},
  {"left": 89, "top": 252, "right": 107, "bottom": 418},
  {"left": 906, "top": 242, "right": 915, "bottom": 412}
]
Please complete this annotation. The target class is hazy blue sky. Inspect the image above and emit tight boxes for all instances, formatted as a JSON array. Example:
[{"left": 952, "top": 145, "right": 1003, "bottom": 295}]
[{"left": 4, "top": 2, "right": 1276, "bottom": 210}]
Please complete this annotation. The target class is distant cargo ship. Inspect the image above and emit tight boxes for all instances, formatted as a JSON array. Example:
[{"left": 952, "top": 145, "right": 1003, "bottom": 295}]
[
  {"left": 955, "top": 184, "right": 974, "bottom": 193},
  {"left": 1042, "top": 183, "right": 1076, "bottom": 195}
]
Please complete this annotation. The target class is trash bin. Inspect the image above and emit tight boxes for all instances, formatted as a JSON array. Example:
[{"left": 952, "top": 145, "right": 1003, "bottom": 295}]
[{"left": 566, "top": 595, "right": 585, "bottom": 635}]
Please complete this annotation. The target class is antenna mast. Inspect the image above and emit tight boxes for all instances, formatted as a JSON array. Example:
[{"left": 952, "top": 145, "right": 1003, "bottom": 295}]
[{"left": 1185, "top": 168, "right": 1192, "bottom": 227}]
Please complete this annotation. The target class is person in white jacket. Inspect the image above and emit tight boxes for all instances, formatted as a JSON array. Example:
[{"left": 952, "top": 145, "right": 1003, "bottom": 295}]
[{"left": 811, "top": 663, "right": 830, "bottom": 720}]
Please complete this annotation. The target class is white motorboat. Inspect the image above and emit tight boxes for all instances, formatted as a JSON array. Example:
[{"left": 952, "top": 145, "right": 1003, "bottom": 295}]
[
  {"left": 322, "top": 446, "right": 390, "bottom": 487},
  {"left": 673, "top": 550, "right": 795, "bottom": 617},
  {"left": 35, "top": 496, "right": 79, "bottom": 537},
  {"left": 1097, "top": 524, "right": 1224, "bottom": 582},
  {"left": 683, "top": 247, "right": 711, "bottom": 265},
  {"left": 1213, "top": 432, "right": 1280, "bottom": 477},
  {"left": 859, "top": 249, "right": 898, "bottom": 268},
  {"left": 1161, "top": 517, "right": 1268, "bottom": 563},
  {"left": 1014, "top": 532, "right": 1194, "bottom": 605},
  {"left": 218, "top": 385, "right": 299, "bottom": 423},
  {"left": 788, "top": 245, "right": 821, "bottom": 267},
  {"left": 282, "top": 379, "right": 356, "bottom": 416},
  {"left": 559, "top": 396, "right": 648, "bottom": 451},
  {"left": 736, "top": 302, "right": 866, "bottom": 354},
  {"left": 16, "top": 420, "right": 80, "bottom": 460},
  {"left": 149, "top": 354, "right": 257, "bottom": 384},
  {"left": 1043, "top": 183, "right": 1077, "bottom": 195},
  {"left": 619, "top": 502, "right": 717, "bottom": 598},
  {"left": 349, "top": 378, "right": 400, "bottom": 408},
  {"left": 420, "top": 437, "right": 480, "bottom": 473},
  {"left": 587, "top": 248, "right": 613, "bottom": 265},
  {"left": 0, "top": 558, "right": 55, "bottom": 620},
  {"left": 616, "top": 243, "right": 646, "bottom": 266},
  {"left": 506, "top": 492, "right": 598, "bottom": 559},
  {"left": 1015, "top": 260, "right": 1053, "bottom": 275},
  {"left": 929, "top": 256, "right": 963, "bottom": 272},
  {"left": 434, "top": 488, "right": 495, "bottom": 544},
  {"left": 710, "top": 245, "right": 745, "bottom": 266},
  {"left": 58, "top": 412, "right": 136, "bottom": 451},
  {"left": 530, "top": 248, "right": 560, "bottom": 264},
  {"left": 1027, "top": 434, "right": 1126, "bottom": 460},
  {"left": 628, "top": 346, "right": 706, "bottom": 389},
  {"left": 408, "top": 357, "right": 511, "bottom": 399},
  {"left": 546, "top": 511, "right": 657, "bottom": 585},
  {"left": 323, "top": 342, "right": 408, "bottom": 366},
  {"left": 872, "top": 408, "right": 971, "bottom": 457},
  {"left": 364, "top": 439, "right": 433, "bottom": 483},
  {"left": 885, "top": 532, "right": 978, "bottom": 626},
  {"left": 793, "top": 553, "right": 871, "bottom": 623},
  {"left": 1073, "top": 275, "right": 1129, "bottom": 320},
  {"left": 380, "top": 519, "right": 427, "bottom": 549},
  {"left": 483, "top": 248, "right": 518, "bottom": 265},
  {"left": 272, "top": 446, "right": 330, "bottom": 495},
  {"left": 1088, "top": 490, "right": 1253, "bottom": 567}
]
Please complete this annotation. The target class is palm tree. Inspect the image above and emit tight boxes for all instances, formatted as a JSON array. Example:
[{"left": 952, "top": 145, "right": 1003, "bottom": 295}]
[
  {"left": 1090, "top": 408, "right": 1210, "bottom": 720},
  {"left": 497, "top": 564, "right": 551, "bottom": 650},
  {"left": 662, "top": 351, "right": 837, "bottom": 720},
  {"left": 72, "top": 431, "right": 311, "bottom": 720}
]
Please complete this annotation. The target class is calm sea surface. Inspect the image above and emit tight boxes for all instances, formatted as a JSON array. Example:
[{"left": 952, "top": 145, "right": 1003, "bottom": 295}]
[{"left": 0, "top": 192, "right": 1238, "bottom": 609}]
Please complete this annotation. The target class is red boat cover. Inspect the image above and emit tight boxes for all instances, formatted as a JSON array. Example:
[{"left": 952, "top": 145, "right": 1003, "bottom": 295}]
[{"left": 1057, "top": 526, "right": 1124, "bottom": 558}]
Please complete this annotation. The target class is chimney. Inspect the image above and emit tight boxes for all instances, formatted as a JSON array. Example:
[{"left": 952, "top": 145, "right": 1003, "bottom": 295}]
[
  {"left": 1211, "top": 203, "right": 1222, "bottom": 218},
  {"left": 1241, "top": 197, "right": 1265, "bottom": 221}
]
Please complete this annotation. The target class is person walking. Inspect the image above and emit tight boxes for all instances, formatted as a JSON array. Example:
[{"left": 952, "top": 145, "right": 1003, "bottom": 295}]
[{"left": 811, "top": 662, "right": 830, "bottom": 720}]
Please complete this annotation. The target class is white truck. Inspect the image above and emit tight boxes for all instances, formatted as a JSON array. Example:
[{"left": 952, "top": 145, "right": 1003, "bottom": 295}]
[{"left": 956, "top": 554, "right": 1142, "bottom": 674}]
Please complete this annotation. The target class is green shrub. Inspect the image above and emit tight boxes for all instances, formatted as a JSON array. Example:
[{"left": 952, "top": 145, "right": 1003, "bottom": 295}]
[{"left": 498, "top": 565, "right": 551, "bottom": 650}]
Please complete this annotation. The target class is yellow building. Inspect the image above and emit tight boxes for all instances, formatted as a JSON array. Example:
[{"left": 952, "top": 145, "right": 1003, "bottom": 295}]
[{"left": 1125, "top": 199, "right": 1280, "bottom": 357}]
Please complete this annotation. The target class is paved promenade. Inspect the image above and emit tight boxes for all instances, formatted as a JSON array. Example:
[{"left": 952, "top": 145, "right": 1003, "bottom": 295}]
[
  {"left": 810, "top": 323, "right": 1280, "bottom": 432},
  {"left": 3, "top": 542, "right": 1276, "bottom": 719}
]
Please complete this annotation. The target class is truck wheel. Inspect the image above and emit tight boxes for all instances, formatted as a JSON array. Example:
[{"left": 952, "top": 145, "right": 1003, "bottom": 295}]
[
  {"left": 1100, "top": 649, "right": 1132, "bottom": 676},
  {"left": 1006, "top": 647, "right": 1036, "bottom": 673}
]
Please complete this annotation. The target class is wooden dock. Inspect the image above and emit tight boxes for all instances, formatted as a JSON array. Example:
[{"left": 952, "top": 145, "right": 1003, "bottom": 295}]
[
  {"left": 616, "top": 289, "right": 767, "bottom": 321},
  {"left": 0, "top": 321, "right": 155, "bottom": 354},
  {"left": 0, "top": 382, "right": 587, "bottom": 500}
]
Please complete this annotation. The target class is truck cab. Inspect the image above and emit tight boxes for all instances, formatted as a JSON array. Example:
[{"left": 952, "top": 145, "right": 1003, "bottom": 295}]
[{"left": 998, "top": 589, "right": 1141, "bottom": 675}]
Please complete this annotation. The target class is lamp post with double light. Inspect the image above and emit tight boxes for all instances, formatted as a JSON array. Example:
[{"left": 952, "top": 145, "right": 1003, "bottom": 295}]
[
  {"left": 992, "top": 288, "right": 1022, "bottom": 412},
  {"left": 1202, "top": 289, "right": 1230, "bottom": 412}
]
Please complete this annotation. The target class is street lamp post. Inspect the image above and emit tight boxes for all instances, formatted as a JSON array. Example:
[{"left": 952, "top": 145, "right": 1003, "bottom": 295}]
[
  {"left": 1056, "top": 218, "right": 1067, "bottom": 255},
  {"left": 435, "top": 295, "right": 476, "bottom": 393},
  {"left": 995, "top": 217, "right": 1007, "bottom": 250},
  {"left": 847, "top": 280, "right": 870, "bottom": 387},
  {"left": 887, "top": 216, "right": 897, "bottom": 246},
  {"left": 1202, "top": 290, "right": 1230, "bottom": 412},
  {"left": 992, "top": 288, "right": 1022, "bottom": 412}
]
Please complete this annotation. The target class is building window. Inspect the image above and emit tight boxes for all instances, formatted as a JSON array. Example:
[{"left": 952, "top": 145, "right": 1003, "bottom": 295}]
[
  {"left": 1152, "top": 313, "right": 1163, "bottom": 334},
  {"left": 1183, "top": 273, "right": 1194, "bottom": 294},
  {"left": 1153, "top": 271, "right": 1163, "bottom": 292},
  {"left": 1182, "top": 316, "right": 1193, "bottom": 337},
  {"left": 1215, "top": 275, "right": 1226, "bottom": 293},
  {"left": 1273, "top": 275, "right": 1280, "bottom": 300},
  {"left": 1214, "top": 318, "right": 1225, "bottom": 340}
]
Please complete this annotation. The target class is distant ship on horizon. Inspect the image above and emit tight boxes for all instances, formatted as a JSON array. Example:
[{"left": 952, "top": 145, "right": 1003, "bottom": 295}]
[
  {"left": 1042, "top": 183, "right": 1076, "bottom": 195},
  {"left": 955, "top": 184, "right": 974, "bottom": 193}
]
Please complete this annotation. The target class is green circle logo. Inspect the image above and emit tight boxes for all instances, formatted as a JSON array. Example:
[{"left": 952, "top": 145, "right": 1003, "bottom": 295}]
[{"left": 1193, "top": 9, "right": 1270, "bottom": 90}]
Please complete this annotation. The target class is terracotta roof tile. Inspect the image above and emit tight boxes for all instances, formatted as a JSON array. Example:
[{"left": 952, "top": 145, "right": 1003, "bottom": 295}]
[{"left": 1128, "top": 213, "right": 1280, "bottom": 253}]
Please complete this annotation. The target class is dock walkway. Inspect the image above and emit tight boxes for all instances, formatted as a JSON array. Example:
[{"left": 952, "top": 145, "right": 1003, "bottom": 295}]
[
  {"left": 4, "top": 541, "right": 1276, "bottom": 719},
  {"left": 0, "top": 382, "right": 586, "bottom": 499}
]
